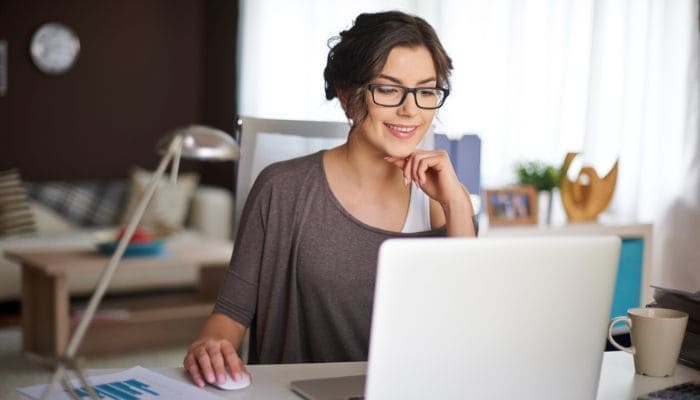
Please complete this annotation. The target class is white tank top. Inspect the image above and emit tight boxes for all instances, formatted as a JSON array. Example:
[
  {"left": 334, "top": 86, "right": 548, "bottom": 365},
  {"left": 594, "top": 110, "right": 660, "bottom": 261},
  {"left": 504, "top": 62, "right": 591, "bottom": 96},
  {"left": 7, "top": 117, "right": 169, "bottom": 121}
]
[{"left": 401, "top": 183, "right": 432, "bottom": 233}]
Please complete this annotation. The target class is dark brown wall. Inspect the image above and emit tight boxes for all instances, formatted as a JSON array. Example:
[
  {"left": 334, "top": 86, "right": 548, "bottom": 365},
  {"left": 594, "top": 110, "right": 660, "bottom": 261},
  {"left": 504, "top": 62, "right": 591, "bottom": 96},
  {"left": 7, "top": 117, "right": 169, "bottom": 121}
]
[{"left": 0, "top": 0, "right": 238, "bottom": 188}]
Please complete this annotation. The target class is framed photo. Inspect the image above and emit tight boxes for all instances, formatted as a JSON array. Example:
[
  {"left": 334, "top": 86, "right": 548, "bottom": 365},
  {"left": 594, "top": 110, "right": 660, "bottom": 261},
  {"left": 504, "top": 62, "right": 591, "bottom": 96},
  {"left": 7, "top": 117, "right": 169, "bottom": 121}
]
[{"left": 485, "top": 186, "right": 538, "bottom": 226}]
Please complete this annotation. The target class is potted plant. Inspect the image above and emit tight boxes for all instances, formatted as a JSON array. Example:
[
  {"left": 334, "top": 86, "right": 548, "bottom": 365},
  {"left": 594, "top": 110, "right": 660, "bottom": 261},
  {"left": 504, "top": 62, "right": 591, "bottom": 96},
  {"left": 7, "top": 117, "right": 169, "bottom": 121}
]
[{"left": 514, "top": 160, "right": 562, "bottom": 225}]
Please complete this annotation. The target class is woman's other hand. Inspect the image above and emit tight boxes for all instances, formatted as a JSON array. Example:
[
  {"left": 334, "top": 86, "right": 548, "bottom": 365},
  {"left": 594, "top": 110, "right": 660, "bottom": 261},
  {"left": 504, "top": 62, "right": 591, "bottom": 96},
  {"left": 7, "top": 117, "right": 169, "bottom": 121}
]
[
  {"left": 385, "top": 150, "right": 475, "bottom": 236},
  {"left": 183, "top": 314, "right": 249, "bottom": 388},
  {"left": 385, "top": 150, "right": 463, "bottom": 206}
]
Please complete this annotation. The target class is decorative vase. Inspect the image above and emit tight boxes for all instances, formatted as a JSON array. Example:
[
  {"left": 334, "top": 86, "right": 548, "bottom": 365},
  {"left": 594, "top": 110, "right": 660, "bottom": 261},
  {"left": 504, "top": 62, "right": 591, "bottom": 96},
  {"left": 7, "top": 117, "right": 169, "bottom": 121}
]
[{"left": 559, "top": 152, "right": 618, "bottom": 222}]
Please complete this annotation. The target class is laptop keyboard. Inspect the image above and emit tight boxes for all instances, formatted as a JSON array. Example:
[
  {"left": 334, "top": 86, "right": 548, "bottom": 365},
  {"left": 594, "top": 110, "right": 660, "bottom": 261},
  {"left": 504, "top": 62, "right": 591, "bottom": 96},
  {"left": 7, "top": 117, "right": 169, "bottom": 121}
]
[{"left": 638, "top": 381, "right": 700, "bottom": 399}]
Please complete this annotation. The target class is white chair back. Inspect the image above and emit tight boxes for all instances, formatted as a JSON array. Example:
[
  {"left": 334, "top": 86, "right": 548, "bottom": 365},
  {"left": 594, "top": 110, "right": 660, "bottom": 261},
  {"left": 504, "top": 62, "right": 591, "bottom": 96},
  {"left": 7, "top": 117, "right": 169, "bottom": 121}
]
[{"left": 234, "top": 117, "right": 349, "bottom": 235}]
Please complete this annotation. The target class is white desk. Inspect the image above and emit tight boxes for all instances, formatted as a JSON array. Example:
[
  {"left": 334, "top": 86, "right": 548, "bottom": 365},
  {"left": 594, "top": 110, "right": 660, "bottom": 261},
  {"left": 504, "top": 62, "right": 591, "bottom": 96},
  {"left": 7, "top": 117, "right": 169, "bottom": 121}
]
[{"left": 133, "top": 352, "right": 697, "bottom": 399}]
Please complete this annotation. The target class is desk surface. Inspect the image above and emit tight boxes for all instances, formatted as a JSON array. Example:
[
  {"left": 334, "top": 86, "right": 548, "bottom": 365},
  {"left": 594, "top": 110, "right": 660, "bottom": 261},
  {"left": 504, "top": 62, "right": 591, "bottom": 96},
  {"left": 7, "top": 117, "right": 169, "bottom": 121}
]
[{"left": 130, "top": 352, "right": 698, "bottom": 400}]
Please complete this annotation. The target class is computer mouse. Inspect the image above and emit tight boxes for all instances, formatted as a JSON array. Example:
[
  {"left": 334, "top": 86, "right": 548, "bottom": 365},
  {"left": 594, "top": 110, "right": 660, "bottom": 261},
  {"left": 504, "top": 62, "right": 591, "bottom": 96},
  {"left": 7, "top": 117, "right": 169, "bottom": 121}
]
[{"left": 214, "top": 373, "right": 251, "bottom": 391}]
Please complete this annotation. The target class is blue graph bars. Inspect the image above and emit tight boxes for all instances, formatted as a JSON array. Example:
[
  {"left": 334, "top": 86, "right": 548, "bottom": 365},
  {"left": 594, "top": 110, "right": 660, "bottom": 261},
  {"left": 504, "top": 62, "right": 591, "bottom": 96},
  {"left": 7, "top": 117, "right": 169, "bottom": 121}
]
[{"left": 72, "top": 379, "right": 159, "bottom": 399}]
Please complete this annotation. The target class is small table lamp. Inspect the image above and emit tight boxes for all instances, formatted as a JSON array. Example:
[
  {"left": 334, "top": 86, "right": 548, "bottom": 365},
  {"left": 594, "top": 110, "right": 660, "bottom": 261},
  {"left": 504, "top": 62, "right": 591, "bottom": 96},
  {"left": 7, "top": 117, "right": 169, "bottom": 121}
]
[{"left": 42, "top": 125, "right": 239, "bottom": 399}]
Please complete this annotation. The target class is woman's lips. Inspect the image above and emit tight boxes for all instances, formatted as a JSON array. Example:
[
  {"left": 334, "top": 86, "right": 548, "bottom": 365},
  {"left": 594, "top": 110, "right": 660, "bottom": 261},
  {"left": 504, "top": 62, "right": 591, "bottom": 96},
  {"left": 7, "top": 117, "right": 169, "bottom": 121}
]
[{"left": 385, "top": 123, "right": 418, "bottom": 139}]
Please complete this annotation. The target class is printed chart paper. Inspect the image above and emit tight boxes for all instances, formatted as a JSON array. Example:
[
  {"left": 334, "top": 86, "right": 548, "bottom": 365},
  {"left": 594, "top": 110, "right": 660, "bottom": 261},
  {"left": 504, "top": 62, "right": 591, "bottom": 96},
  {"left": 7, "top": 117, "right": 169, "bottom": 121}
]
[{"left": 17, "top": 366, "right": 223, "bottom": 400}]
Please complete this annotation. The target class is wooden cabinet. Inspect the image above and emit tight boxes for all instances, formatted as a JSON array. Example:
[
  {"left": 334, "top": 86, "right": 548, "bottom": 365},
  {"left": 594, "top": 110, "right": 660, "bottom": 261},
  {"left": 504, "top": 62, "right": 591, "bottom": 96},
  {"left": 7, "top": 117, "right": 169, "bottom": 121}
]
[{"left": 482, "top": 223, "right": 652, "bottom": 318}]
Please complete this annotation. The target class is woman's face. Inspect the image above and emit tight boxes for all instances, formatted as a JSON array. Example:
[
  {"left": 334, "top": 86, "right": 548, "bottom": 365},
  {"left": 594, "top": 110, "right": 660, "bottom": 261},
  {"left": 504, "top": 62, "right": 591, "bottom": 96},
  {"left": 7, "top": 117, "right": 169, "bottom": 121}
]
[{"left": 354, "top": 45, "right": 438, "bottom": 159}]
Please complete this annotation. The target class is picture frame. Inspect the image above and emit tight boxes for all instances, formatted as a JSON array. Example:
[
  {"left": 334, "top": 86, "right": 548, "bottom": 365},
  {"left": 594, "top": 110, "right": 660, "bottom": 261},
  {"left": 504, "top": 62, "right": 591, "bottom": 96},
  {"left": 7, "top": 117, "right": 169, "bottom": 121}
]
[{"left": 485, "top": 186, "right": 538, "bottom": 226}]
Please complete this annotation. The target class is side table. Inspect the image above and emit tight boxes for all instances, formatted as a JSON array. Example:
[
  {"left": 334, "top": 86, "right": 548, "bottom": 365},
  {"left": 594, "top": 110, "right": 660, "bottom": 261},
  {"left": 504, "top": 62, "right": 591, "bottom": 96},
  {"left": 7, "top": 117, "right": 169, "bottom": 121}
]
[{"left": 6, "top": 234, "right": 232, "bottom": 356}]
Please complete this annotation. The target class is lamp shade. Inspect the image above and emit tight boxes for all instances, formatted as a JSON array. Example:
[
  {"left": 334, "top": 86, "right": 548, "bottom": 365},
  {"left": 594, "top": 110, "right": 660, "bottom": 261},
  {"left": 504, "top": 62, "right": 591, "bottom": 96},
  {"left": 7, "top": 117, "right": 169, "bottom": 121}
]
[{"left": 157, "top": 125, "right": 240, "bottom": 161}]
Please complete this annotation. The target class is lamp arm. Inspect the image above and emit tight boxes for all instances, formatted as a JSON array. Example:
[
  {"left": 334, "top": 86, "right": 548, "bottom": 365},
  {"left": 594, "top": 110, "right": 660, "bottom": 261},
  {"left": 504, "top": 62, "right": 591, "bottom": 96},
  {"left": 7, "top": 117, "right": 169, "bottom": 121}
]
[
  {"left": 42, "top": 135, "right": 184, "bottom": 400},
  {"left": 171, "top": 140, "right": 181, "bottom": 184}
]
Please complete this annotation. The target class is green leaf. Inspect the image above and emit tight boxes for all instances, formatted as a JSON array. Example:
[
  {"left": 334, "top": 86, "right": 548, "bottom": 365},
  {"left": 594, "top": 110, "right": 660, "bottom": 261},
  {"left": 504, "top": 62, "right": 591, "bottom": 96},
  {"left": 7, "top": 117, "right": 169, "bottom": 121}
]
[{"left": 514, "top": 160, "right": 561, "bottom": 191}]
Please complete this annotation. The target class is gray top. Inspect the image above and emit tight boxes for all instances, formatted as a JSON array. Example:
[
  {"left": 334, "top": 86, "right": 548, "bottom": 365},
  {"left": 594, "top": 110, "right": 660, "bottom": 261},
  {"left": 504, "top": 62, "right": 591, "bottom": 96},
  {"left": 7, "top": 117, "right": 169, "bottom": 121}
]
[{"left": 214, "top": 151, "right": 446, "bottom": 364}]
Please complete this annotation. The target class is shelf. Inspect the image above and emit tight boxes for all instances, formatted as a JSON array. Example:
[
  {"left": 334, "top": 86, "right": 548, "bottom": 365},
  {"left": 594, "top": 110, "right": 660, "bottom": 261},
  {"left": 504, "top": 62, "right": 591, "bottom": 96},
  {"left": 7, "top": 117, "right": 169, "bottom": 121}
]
[{"left": 69, "top": 290, "right": 213, "bottom": 355}]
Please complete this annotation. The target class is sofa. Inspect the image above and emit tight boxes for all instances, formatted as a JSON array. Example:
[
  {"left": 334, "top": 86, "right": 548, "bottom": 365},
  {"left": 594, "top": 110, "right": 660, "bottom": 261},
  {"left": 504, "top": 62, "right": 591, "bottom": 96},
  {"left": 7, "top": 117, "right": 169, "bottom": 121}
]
[{"left": 0, "top": 180, "right": 234, "bottom": 303}]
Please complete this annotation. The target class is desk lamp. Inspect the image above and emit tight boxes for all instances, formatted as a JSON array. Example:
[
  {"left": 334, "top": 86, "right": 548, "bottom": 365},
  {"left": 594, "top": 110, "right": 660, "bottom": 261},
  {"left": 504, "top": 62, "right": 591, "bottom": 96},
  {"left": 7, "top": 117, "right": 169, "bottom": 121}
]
[{"left": 42, "top": 125, "right": 239, "bottom": 399}]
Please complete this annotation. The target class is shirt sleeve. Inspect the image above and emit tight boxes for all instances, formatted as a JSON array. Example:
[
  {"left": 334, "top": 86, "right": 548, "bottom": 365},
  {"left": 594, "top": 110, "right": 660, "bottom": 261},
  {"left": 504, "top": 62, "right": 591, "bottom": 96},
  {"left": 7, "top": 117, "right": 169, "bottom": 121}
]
[{"left": 212, "top": 168, "right": 273, "bottom": 326}]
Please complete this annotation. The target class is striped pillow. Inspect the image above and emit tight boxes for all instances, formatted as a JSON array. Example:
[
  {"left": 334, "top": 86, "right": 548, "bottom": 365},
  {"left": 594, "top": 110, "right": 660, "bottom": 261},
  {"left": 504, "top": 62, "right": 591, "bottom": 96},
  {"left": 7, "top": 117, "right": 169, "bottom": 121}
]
[
  {"left": 0, "top": 169, "right": 37, "bottom": 236},
  {"left": 24, "top": 181, "right": 128, "bottom": 227}
]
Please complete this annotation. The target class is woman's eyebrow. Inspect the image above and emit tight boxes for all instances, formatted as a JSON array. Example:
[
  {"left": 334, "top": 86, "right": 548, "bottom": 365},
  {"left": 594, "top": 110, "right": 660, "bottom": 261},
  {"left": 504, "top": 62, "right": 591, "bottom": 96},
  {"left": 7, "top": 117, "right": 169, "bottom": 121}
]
[{"left": 377, "top": 74, "right": 437, "bottom": 85}]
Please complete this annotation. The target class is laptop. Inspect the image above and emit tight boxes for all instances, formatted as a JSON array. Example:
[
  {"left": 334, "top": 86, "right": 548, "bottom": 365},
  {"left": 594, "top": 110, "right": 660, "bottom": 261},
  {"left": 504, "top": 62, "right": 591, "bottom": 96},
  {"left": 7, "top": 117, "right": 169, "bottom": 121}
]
[{"left": 291, "top": 236, "right": 621, "bottom": 400}]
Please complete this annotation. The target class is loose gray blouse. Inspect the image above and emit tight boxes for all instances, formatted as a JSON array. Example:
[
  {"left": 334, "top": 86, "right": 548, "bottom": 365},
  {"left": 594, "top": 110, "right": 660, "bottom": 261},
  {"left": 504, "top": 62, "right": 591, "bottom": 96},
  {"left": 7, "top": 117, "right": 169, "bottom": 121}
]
[{"left": 213, "top": 151, "right": 446, "bottom": 364}]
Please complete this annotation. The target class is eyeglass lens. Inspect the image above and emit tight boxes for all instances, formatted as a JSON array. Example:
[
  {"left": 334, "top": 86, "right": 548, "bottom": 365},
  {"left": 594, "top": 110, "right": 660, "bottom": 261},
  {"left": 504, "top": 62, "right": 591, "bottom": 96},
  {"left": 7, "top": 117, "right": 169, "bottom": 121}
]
[{"left": 370, "top": 85, "right": 446, "bottom": 109}]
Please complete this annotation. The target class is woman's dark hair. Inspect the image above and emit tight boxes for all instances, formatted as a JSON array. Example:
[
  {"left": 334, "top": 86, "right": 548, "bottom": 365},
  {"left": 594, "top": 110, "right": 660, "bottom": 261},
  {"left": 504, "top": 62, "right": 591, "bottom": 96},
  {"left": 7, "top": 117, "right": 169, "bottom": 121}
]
[{"left": 324, "top": 11, "right": 453, "bottom": 125}]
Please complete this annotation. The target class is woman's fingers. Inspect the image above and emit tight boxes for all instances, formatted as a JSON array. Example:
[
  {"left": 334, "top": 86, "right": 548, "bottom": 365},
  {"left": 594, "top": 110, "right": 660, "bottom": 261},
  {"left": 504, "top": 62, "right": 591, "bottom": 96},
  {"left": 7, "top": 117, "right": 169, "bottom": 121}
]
[
  {"left": 386, "top": 151, "right": 453, "bottom": 188},
  {"left": 416, "top": 153, "right": 447, "bottom": 185},
  {"left": 194, "top": 344, "right": 216, "bottom": 384},
  {"left": 403, "top": 156, "right": 414, "bottom": 186},
  {"left": 415, "top": 155, "right": 431, "bottom": 186},
  {"left": 207, "top": 341, "right": 228, "bottom": 384},
  {"left": 383, "top": 156, "right": 406, "bottom": 169},
  {"left": 384, "top": 156, "right": 412, "bottom": 186},
  {"left": 407, "top": 153, "right": 421, "bottom": 184},
  {"left": 412, "top": 153, "right": 433, "bottom": 185},
  {"left": 402, "top": 151, "right": 445, "bottom": 186},
  {"left": 183, "top": 352, "right": 205, "bottom": 388},
  {"left": 184, "top": 338, "right": 248, "bottom": 388},
  {"left": 221, "top": 340, "right": 249, "bottom": 381}
]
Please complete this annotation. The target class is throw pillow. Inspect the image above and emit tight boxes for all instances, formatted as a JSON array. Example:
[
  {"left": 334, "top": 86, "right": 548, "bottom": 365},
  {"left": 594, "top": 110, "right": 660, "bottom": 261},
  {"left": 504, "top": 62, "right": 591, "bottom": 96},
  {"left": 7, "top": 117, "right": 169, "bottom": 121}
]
[
  {"left": 30, "top": 200, "right": 78, "bottom": 234},
  {"left": 121, "top": 167, "right": 199, "bottom": 234},
  {"left": 24, "top": 180, "right": 128, "bottom": 227},
  {"left": 0, "top": 169, "right": 37, "bottom": 236}
]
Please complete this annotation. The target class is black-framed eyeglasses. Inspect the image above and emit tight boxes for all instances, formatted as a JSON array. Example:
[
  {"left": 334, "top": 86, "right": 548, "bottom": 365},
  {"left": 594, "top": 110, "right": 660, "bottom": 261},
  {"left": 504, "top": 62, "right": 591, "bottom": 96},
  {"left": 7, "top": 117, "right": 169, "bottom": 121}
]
[{"left": 367, "top": 84, "right": 449, "bottom": 110}]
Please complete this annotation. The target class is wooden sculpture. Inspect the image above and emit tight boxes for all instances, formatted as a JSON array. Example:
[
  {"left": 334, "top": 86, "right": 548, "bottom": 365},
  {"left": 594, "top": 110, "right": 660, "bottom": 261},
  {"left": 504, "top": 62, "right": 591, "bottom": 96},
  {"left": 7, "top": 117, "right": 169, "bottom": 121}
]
[{"left": 560, "top": 152, "right": 618, "bottom": 222}]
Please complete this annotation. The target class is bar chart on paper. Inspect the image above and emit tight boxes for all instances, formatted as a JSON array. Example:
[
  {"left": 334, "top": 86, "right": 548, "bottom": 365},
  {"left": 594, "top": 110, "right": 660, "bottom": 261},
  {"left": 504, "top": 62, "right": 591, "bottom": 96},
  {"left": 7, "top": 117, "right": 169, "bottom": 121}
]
[
  {"left": 17, "top": 366, "right": 222, "bottom": 400},
  {"left": 69, "top": 378, "right": 159, "bottom": 399}
]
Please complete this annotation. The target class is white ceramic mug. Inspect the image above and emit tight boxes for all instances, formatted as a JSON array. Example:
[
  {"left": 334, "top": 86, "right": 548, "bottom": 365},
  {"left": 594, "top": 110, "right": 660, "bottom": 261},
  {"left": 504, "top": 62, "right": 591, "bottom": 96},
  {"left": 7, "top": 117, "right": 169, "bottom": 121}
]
[{"left": 608, "top": 307, "right": 688, "bottom": 377}]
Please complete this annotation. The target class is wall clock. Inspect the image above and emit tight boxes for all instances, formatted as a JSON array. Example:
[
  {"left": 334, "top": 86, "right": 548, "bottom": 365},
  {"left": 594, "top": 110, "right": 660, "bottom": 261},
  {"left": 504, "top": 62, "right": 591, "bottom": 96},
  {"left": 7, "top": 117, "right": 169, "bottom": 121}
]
[{"left": 30, "top": 22, "right": 81, "bottom": 75}]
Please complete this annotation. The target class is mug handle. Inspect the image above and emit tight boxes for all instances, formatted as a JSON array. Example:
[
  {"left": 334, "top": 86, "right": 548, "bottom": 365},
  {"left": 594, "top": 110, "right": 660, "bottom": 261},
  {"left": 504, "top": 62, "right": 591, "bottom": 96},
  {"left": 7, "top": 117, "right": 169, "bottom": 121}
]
[{"left": 608, "top": 316, "right": 635, "bottom": 354}]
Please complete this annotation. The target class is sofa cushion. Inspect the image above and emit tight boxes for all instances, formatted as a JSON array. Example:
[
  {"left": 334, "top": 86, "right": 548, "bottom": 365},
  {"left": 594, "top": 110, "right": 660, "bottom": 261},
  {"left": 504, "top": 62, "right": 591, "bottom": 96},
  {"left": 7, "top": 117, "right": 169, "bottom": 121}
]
[
  {"left": 0, "top": 184, "right": 234, "bottom": 302},
  {"left": 0, "top": 169, "right": 37, "bottom": 237},
  {"left": 25, "top": 181, "right": 128, "bottom": 227},
  {"left": 31, "top": 201, "right": 79, "bottom": 234}
]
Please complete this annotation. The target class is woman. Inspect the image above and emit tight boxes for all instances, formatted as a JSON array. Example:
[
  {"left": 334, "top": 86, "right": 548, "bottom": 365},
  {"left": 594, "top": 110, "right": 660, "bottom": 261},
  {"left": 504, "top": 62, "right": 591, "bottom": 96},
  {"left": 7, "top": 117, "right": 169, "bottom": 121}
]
[{"left": 184, "top": 10, "right": 476, "bottom": 388}]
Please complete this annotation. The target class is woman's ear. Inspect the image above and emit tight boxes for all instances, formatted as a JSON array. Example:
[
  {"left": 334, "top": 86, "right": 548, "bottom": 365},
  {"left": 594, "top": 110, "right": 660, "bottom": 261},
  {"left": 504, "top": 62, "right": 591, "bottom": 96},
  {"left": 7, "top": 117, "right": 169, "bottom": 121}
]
[
  {"left": 337, "top": 91, "right": 350, "bottom": 112},
  {"left": 336, "top": 88, "right": 364, "bottom": 125}
]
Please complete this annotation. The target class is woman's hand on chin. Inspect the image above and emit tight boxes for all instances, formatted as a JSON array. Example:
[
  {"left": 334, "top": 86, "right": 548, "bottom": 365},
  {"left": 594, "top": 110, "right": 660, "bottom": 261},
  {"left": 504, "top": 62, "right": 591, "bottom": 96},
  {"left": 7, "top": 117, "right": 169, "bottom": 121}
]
[
  {"left": 384, "top": 150, "right": 465, "bottom": 206},
  {"left": 385, "top": 150, "right": 476, "bottom": 237}
]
